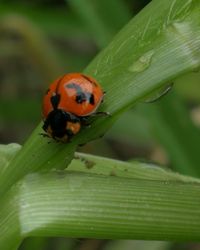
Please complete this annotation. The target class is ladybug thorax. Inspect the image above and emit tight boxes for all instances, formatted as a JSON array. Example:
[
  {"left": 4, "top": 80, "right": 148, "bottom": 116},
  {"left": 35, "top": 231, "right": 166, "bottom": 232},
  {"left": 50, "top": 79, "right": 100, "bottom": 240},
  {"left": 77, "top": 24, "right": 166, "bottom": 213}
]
[{"left": 43, "top": 109, "right": 81, "bottom": 142}]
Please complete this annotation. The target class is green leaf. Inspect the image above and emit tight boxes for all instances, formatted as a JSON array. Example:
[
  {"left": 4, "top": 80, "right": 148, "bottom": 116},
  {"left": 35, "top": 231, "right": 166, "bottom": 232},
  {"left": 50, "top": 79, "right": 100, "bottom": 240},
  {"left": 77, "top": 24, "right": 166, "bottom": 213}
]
[{"left": 0, "top": 168, "right": 200, "bottom": 249}]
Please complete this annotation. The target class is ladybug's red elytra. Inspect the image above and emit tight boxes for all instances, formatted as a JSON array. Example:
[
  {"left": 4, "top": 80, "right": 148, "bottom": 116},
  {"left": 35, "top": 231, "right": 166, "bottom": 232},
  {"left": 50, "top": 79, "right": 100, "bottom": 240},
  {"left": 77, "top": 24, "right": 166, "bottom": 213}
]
[{"left": 42, "top": 73, "right": 106, "bottom": 142}]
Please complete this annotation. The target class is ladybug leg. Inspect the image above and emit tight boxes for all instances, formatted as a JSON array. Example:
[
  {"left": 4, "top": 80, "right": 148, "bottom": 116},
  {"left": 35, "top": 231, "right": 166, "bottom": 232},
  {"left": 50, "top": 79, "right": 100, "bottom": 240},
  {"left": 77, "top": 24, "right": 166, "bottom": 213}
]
[
  {"left": 40, "top": 132, "right": 49, "bottom": 138},
  {"left": 79, "top": 116, "right": 91, "bottom": 126},
  {"left": 91, "top": 111, "right": 111, "bottom": 117},
  {"left": 39, "top": 133, "right": 52, "bottom": 144},
  {"left": 41, "top": 114, "right": 55, "bottom": 143},
  {"left": 80, "top": 111, "right": 110, "bottom": 127},
  {"left": 41, "top": 117, "right": 54, "bottom": 140}
]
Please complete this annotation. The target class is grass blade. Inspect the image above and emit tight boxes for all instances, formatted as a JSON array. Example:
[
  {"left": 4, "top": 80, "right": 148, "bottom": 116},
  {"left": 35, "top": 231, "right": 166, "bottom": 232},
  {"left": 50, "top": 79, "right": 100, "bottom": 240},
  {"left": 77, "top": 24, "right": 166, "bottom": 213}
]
[{"left": 1, "top": 170, "right": 200, "bottom": 249}]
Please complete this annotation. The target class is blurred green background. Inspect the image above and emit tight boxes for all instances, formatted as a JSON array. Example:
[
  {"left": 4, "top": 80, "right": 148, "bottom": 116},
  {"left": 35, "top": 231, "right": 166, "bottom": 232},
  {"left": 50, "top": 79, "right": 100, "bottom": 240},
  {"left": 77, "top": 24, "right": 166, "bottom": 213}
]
[{"left": 1, "top": 0, "right": 200, "bottom": 249}]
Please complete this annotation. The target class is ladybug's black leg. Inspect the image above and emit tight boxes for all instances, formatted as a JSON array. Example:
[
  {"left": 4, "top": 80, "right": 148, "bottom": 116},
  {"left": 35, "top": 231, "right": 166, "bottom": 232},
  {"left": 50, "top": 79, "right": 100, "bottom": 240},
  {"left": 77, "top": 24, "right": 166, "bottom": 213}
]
[
  {"left": 80, "top": 111, "right": 110, "bottom": 127},
  {"left": 89, "top": 111, "right": 111, "bottom": 117},
  {"left": 41, "top": 118, "right": 54, "bottom": 142},
  {"left": 83, "top": 111, "right": 110, "bottom": 120},
  {"left": 80, "top": 117, "right": 91, "bottom": 127},
  {"left": 40, "top": 132, "right": 50, "bottom": 138},
  {"left": 39, "top": 132, "right": 52, "bottom": 144},
  {"left": 42, "top": 120, "right": 48, "bottom": 131}
]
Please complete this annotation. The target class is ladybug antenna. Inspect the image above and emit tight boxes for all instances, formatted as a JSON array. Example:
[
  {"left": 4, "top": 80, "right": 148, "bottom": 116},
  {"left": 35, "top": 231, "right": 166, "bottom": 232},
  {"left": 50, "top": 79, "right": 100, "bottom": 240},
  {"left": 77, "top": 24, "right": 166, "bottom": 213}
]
[{"left": 51, "top": 93, "right": 60, "bottom": 110}]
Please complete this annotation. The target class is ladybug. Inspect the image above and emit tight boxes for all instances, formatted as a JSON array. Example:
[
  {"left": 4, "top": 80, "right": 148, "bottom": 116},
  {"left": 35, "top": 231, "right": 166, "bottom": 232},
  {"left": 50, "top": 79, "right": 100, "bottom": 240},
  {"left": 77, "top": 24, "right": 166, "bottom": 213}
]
[{"left": 42, "top": 73, "right": 105, "bottom": 142}]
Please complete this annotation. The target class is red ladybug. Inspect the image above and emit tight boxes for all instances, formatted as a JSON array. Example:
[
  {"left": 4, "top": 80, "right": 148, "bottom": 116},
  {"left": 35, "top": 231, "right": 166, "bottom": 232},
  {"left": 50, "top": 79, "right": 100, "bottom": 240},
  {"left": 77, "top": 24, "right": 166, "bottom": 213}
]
[{"left": 42, "top": 73, "right": 105, "bottom": 142}]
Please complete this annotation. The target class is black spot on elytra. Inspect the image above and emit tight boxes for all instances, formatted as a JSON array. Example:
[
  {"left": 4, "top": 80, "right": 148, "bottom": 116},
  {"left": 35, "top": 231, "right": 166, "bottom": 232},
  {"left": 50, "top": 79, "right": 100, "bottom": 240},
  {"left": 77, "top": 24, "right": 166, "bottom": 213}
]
[
  {"left": 89, "top": 94, "right": 95, "bottom": 105},
  {"left": 51, "top": 93, "right": 61, "bottom": 109},
  {"left": 75, "top": 92, "right": 87, "bottom": 104},
  {"left": 67, "top": 83, "right": 95, "bottom": 105},
  {"left": 76, "top": 92, "right": 95, "bottom": 105}
]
